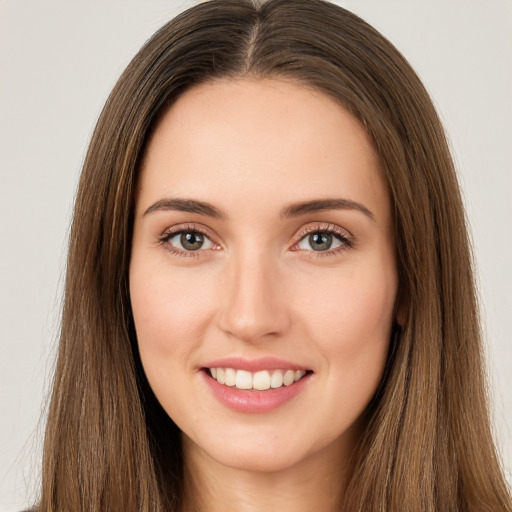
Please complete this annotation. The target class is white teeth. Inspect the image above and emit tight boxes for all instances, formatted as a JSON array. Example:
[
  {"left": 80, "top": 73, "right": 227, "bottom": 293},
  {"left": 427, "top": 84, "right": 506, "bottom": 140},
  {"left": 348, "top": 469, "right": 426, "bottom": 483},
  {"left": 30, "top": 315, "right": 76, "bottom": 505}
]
[
  {"left": 283, "top": 369, "right": 295, "bottom": 386},
  {"left": 235, "top": 370, "right": 252, "bottom": 390},
  {"left": 253, "top": 370, "right": 271, "bottom": 390},
  {"left": 208, "top": 367, "right": 307, "bottom": 390},
  {"left": 270, "top": 370, "right": 284, "bottom": 388},
  {"left": 225, "top": 368, "right": 236, "bottom": 387}
]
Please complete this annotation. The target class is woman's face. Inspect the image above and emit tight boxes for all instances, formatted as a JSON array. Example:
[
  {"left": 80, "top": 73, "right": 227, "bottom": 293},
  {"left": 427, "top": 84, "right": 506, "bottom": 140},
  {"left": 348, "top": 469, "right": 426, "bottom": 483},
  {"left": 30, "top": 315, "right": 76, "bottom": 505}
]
[{"left": 130, "top": 79, "right": 399, "bottom": 473}]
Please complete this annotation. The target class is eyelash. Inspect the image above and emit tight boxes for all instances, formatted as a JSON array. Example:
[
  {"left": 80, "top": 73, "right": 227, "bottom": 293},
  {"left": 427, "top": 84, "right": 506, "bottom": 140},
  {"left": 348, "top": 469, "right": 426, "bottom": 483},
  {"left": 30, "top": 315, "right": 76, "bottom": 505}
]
[
  {"left": 292, "top": 224, "right": 353, "bottom": 258},
  {"left": 157, "top": 224, "right": 218, "bottom": 258},
  {"left": 157, "top": 223, "right": 353, "bottom": 259}
]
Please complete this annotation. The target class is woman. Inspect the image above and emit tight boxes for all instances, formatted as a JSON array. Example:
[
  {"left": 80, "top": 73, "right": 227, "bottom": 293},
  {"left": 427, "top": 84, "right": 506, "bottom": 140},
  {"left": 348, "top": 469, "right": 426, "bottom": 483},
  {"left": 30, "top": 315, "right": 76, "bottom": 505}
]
[{"left": 37, "top": 0, "right": 511, "bottom": 510}]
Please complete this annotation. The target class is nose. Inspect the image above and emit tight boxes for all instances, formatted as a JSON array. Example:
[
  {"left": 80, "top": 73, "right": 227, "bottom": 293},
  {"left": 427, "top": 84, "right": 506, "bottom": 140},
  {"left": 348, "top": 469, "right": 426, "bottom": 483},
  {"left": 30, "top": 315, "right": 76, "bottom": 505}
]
[{"left": 217, "top": 248, "right": 291, "bottom": 343}]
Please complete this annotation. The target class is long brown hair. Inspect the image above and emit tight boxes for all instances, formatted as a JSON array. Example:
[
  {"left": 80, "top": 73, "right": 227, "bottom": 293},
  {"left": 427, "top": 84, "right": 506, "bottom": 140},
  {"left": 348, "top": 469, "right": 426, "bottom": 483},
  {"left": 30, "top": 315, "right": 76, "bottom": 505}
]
[{"left": 39, "top": 1, "right": 511, "bottom": 510}]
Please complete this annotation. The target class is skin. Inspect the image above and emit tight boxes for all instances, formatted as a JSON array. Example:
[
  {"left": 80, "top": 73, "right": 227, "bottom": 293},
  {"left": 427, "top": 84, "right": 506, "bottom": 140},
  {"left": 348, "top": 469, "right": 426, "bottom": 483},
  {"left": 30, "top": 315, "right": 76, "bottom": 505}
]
[{"left": 130, "top": 78, "right": 399, "bottom": 512}]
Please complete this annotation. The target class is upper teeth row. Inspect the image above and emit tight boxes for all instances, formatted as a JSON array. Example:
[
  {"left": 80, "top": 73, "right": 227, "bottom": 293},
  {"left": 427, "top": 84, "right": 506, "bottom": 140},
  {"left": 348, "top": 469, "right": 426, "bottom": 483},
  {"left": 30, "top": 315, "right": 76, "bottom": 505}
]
[{"left": 209, "top": 368, "right": 307, "bottom": 390}]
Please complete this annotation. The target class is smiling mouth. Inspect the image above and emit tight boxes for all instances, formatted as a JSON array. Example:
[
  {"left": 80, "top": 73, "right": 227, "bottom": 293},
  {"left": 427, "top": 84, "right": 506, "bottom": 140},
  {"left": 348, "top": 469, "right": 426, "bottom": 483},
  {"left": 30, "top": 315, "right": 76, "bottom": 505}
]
[{"left": 205, "top": 367, "right": 310, "bottom": 391}]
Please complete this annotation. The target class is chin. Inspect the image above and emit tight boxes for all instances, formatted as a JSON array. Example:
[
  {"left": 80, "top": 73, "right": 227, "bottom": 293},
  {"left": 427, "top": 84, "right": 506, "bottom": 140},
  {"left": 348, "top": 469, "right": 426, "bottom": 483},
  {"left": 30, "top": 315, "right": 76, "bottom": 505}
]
[
  {"left": 183, "top": 420, "right": 352, "bottom": 476},
  {"left": 212, "top": 443, "right": 308, "bottom": 473}
]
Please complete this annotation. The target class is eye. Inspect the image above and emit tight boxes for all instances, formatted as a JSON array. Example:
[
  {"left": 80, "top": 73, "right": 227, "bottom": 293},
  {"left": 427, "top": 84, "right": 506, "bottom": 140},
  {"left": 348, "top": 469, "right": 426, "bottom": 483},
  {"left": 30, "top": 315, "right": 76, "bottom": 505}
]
[
  {"left": 159, "top": 226, "right": 217, "bottom": 254},
  {"left": 292, "top": 225, "right": 353, "bottom": 255}
]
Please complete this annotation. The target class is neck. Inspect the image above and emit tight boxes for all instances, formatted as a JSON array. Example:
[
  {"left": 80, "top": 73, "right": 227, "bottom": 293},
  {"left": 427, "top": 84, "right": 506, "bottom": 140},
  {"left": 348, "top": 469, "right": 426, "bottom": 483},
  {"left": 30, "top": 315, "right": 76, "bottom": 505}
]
[{"left": 181, "top": 434, "right": 356, "bottom": 512}]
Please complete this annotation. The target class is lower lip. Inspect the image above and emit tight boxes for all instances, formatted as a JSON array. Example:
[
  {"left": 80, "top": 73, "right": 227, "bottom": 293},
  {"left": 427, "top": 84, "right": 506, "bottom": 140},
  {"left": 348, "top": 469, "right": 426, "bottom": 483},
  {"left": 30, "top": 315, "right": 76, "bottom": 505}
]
[{"left": 201, "top": 371, "right": 311, "bottom": 413}]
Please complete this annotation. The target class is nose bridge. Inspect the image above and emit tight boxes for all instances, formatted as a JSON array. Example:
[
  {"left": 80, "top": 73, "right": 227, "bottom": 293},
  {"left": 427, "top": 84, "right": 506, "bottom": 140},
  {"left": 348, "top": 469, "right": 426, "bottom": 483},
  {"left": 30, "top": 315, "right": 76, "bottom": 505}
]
[{"left": 218, "top": 244, "right": 289, "bottom": 343}]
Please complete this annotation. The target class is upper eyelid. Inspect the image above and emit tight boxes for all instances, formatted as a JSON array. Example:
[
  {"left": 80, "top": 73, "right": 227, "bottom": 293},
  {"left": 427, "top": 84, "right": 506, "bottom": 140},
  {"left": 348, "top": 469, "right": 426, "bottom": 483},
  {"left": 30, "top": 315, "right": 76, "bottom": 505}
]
[
  {"left": 293, "top": 223, "right": 352, "bottom": 241},
  {"left": 160, "top": 223, "right": 218, "bottom": 241}
]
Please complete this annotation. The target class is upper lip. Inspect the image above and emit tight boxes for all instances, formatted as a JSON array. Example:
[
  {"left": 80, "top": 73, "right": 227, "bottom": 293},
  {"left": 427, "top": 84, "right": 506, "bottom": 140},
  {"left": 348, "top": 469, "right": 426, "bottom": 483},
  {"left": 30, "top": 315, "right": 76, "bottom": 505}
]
[{"left": 201, "top": 356, "right": 310, "bottom": 372}]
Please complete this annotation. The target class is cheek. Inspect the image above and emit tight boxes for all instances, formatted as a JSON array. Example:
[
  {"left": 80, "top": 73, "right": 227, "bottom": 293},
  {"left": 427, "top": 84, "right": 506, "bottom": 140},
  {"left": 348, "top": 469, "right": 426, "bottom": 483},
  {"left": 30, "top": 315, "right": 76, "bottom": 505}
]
[
  {"left": 298, "top": 266, "right": 397, "bottom": 346},
  {"left": 292, "top": 255, "right": 397, "bottom": 395},
  {"left": 129, "top": 262, "right": 215, "bottom": 419},
  {"left": 130, "top": 262, "right": 213, "bottom": 351}
]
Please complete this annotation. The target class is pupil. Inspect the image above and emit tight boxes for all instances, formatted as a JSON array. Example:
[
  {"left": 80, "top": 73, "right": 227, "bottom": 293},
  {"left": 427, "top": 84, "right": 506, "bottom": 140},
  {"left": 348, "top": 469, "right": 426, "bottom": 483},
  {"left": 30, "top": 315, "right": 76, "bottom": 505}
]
[
  {"left": 181, "top": 232, "right": 204, "bottom": 250},
  {"left": 310, "top": 232, "right": 332, "bottom": 251}
]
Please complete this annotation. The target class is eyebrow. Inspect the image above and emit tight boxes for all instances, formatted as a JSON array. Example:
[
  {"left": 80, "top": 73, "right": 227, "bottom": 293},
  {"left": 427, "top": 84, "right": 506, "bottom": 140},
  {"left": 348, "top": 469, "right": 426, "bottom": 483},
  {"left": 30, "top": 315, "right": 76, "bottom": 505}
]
[
  {"left": 143, "top": 197, "right": 375, "bottom": 221},
  {"left": 280, "top": 198, "right": 375, "bottom": 221},
  {"left": 144, "top": 198, "right": 225, "bottom": 218}
]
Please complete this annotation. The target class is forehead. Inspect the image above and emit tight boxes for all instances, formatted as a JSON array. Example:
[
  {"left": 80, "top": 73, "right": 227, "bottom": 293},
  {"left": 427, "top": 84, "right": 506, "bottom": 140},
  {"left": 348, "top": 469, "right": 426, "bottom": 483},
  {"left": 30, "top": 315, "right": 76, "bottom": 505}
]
[{"left": 137, "top": 78, "right": 390, "bottom": 222}]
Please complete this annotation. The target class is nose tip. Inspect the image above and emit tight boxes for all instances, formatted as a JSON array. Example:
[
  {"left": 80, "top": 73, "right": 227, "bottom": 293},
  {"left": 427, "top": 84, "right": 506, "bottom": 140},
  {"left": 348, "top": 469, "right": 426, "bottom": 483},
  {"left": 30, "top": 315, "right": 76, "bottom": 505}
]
[
  {"left": 223, "top": 314, "right": 280, "bottom": 343},
  {"left": 217, "top": 255, "right": 290, "bottom": 343}
]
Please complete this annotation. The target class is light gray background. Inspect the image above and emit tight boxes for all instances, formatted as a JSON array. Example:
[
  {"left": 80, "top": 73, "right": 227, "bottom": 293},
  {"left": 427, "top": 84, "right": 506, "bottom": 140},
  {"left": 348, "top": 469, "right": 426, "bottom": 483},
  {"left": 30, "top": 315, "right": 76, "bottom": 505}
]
[{"left": 1, "top": 1, "right": 511, "bottom": 510}]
